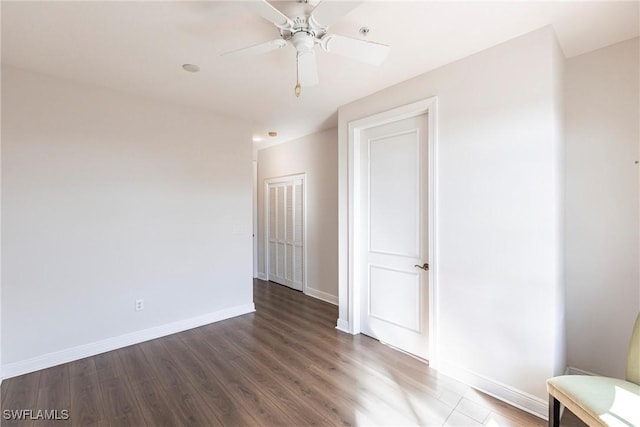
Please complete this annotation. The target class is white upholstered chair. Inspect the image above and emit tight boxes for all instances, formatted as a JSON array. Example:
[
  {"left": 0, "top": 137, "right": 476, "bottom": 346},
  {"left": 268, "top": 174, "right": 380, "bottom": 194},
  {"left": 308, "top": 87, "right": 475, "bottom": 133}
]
[{"left": 546, "top": 313, "right": 640, "bottom": 427}]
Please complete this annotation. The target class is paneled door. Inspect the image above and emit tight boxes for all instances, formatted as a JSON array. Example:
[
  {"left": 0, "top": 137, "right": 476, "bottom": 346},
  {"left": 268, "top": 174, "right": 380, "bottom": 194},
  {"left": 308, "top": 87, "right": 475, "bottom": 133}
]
[
  {"left": 360, "top": 114, "right": 429, "bottom": 360},
  {"left": 267, "top": 176, "right": 304, "bottom": 291}
]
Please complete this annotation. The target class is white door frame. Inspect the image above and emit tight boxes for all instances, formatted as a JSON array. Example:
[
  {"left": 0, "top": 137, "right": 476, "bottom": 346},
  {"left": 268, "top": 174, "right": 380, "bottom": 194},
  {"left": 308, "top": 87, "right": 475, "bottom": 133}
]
[
  {"left": 264, "top": 173, "right": 307, "bottom": 293},
  {"left": 346, "top": 97, "right": 439, "bottom": 368},
  {"left": 253, "top": 160, "right": 258, "bottom": 279}
]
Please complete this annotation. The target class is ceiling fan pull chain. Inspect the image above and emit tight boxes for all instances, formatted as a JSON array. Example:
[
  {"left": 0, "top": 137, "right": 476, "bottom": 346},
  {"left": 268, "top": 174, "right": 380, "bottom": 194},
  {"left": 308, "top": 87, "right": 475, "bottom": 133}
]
[{"left": 295, "top": 54, "right": 302, "bottom": 97}]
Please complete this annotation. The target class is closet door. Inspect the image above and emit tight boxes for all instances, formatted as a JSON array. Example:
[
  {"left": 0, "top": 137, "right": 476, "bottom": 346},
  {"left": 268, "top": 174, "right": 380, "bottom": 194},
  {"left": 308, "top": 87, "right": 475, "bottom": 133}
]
[
  {"left": 291, "top": 180, "right": 304, "bottom": 288},
  {"left": 267, "top": 177, "right": 304, "bottom": 291}
]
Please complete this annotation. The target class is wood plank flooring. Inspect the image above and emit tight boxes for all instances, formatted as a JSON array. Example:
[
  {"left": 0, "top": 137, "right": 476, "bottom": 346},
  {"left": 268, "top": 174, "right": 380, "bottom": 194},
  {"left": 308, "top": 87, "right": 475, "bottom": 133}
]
[{"left": 1, "top": 279, "right": 581, "bottom": 426}]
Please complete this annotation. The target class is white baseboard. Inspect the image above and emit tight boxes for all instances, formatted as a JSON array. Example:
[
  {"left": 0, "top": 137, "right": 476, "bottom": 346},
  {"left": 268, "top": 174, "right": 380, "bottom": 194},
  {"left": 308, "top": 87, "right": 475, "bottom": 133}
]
[
  {"left": 565, "top": 366, "right": 597, "bottom": 376},
  {"left": 257, "top": 273, "right": 268, "bottom": 281},
  {"left": 305, "top": 287, "right": 338, "bottom": 305},
  {"left": 1, "top": 303, "right": 255, "bottom": 380},
  {"left": 439, "top": 361, "right": 548, "bottom": 420},
  {"left": 336, "top": 318, "right": 350, "bottom": 333}
]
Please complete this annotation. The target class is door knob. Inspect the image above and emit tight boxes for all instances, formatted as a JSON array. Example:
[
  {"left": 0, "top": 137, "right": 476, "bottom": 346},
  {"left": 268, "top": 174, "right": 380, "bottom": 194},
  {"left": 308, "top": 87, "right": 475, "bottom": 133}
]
[{"left": 414, "top": 263, "right": 429, "bottom": 271}]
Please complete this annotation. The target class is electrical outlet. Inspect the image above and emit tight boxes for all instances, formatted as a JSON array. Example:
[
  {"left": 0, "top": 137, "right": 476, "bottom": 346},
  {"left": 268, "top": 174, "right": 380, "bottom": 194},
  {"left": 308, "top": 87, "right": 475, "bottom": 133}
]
[{"left": 135, "top": 299, "right": 144, "bottom": 311}]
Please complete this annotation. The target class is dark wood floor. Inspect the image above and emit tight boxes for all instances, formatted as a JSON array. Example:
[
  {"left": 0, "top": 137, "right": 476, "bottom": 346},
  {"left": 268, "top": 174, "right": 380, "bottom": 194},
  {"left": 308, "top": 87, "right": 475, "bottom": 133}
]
[{"left": 1, "top": 279, "right": 581, "bottom": 426}]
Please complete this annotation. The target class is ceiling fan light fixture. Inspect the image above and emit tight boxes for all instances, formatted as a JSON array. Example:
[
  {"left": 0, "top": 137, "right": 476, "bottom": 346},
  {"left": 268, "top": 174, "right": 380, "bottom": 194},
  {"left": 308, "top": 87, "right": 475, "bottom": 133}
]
[{"left": 291, "top": 31, "right": 315, "bottom": 52}]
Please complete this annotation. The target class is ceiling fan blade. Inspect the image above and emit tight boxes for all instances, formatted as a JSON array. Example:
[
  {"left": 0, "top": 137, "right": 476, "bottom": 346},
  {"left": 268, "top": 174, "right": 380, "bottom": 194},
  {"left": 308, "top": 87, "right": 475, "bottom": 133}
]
[
  {"left": 309, "top": 1, "right": 362, "bottom": 29},
  {"left": 297, "top": 51, "right": 319, "bottom": 87},
  {"left": 221, "top": 39, "right": 288, "bottom": 57},
  {"left": 320, "top": 34, "right": 389, "bottom": 66},
  {"left": 247, "top": 0, "right": 293, "bottom": 30}
]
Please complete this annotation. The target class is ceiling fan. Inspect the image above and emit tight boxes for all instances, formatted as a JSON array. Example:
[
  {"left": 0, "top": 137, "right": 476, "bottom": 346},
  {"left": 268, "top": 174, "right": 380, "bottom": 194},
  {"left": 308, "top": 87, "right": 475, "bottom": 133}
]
[{"left": 222, "top": 0, "right": 390, "bottom": 96}]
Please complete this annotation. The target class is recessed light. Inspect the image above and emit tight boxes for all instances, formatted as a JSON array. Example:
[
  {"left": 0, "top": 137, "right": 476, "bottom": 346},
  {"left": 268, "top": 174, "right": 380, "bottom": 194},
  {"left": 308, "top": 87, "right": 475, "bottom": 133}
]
[
  {"left": 268, "top": 131, "right": 278, "bottom": 137},
  {"left": 182, "top": 64, "right": 200, "bottom": 73},
  {"left": 252, "top": 137, "right": 263, "bottom": 142}
]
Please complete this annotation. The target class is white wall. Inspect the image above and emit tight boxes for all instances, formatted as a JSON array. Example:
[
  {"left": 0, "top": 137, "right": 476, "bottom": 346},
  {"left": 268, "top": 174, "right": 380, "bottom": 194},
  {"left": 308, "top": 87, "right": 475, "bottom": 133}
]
[
  {"left": 1, "top": 66, "right": 254, "bottom": 372},
  {"left": 564, "top": 38, "right": 640, "bottom": 378},
  {"left": 552, "top": 30, "right": 567, "bottom": 385},
  {"left": 257, "top": 128, "right": 338, "bottom": 304},
  {"left": 0, "top": 20, "right": 3, "bottom": 379},
  {"left": 338, "top": 27, "right": 564, "bottom": 413}
]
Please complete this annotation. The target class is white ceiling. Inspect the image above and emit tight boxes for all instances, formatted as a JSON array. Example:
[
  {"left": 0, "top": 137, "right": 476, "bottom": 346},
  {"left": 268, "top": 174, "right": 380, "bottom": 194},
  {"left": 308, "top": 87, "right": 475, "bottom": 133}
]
[{"left": 2, "top": 1, "right": 638, "bottom": 147}]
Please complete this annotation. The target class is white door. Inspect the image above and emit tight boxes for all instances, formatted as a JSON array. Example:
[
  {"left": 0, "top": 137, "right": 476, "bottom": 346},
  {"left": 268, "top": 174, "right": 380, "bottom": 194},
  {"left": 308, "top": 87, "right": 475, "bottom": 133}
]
[
  {"left": 267, "top": 177, "right": 304, "bottom": 291},
  {"left": 360, "top": 114, "right": 429, "bottom": 360}
]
